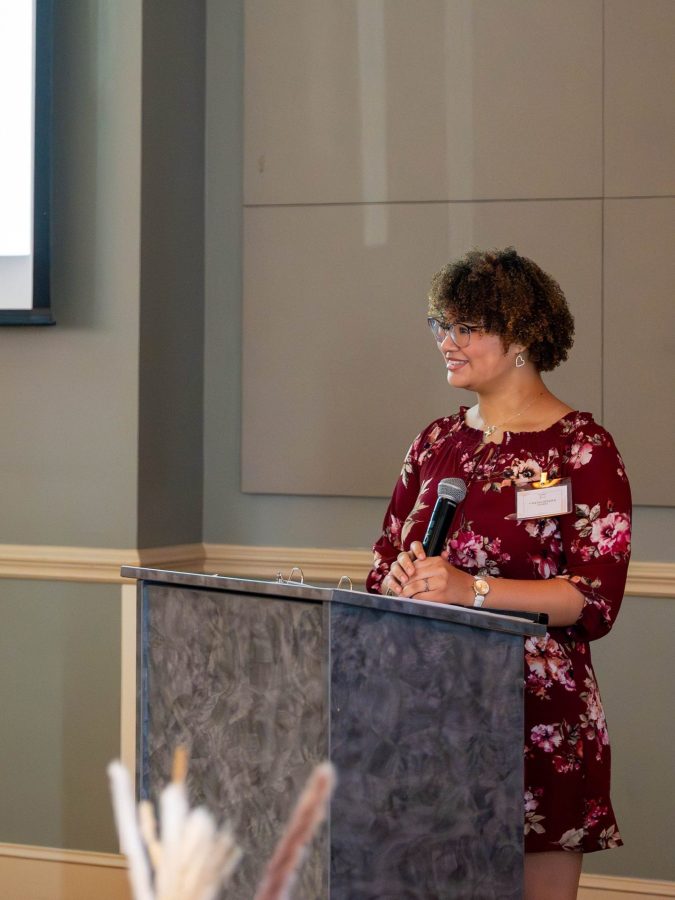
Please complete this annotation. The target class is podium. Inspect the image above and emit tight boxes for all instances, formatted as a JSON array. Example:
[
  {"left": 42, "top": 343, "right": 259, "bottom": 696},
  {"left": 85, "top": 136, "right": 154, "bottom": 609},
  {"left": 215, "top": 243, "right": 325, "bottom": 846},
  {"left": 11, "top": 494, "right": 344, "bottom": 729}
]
[{"left": 122, "top": 566, "right": 546, "bottom": 899}]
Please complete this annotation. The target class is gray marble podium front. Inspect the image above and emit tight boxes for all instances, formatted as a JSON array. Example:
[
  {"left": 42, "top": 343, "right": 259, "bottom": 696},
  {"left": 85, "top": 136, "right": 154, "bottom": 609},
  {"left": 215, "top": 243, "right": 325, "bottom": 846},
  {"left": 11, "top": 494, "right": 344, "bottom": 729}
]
[{"left": 122, "top": 567, "right": 546, "bottom": 900}]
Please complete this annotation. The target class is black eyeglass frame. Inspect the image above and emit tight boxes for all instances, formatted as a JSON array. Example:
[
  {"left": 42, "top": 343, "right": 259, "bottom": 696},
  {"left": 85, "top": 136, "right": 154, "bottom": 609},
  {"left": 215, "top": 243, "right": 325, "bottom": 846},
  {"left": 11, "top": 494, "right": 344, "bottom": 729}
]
[{"left": 427, "top": 317, "right": 485, "bottom": 347}]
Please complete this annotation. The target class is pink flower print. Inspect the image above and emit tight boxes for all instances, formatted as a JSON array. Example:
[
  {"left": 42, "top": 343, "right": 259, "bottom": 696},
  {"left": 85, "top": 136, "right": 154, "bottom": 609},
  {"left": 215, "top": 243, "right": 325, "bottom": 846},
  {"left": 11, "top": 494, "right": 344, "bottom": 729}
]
[
  {"left": 578, "top": 543, "right": 596, "bottom": 563},
  {"left": 569, "top": 441, "right": 594, "bottom": 469},
  {"left": 584, "top": 799, "right": 608, "bottom": 829},
  {"left": 400, "top": 455, "right": 414, "bottom": 488},
  {"left": 526, "top": 672, "right": 551, "bottom": 699},
  {"left": 418, "top": 424, "right": 443, "bottom": 464},
  {"left": 598, "top": 825, "right": 622, "bottom": 849},
  {"left": 385, "top": 514, "right": 402, "bottom": 549},
  {"left": 552, "top": 756, "right": 572, "bottom": 774},
  {"left": 552, "top": 723, "right": 584, "bottom": 773},
  {"left": 556, "top": 827, "right": 586, "bottom": 850},
  {"left": 590, "top": 511, "right": 631, "bottom": 556},
  {"left": 525, "top": 636, "right": 576, "bottom": 691},
  {"left": 580, "top": 668, "right": 609, "bottom": 757},
  {"left": 401, "top": 478, "right": 432, "bottom": 544},
  {"left": 449, "top": 530, "right": 488, "bottom": 570},
  {"left": 530, "top": 723, "right": 563, "bottom": 753},
  {"left": 524, "top": 518, "right": 558, "bottom": 542},
  {"left": 370, "top": 551, "right": 392, "bottom": 593},
  {"left": 524, "top": 788, "right": 541, "bottom": 813},
  {"left": 524, "top": 789, "right": 546, "bottom": 835},
  {"left": 552, "top": 752, "right": 581, "bottom": 775},
  {"left": 528, "top": 551, "right": 559, "bottom": 579},
  {"left": 485, "top": 536, "right": 511, "bottom": 562},
  {"left": 503, "top": 458, "right": 542, "bottom": 486}
]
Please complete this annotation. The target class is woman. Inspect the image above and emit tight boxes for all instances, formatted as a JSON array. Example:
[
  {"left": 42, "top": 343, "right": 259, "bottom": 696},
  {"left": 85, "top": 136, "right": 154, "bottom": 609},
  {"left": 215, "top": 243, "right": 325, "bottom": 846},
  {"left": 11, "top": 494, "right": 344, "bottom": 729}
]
[{"left": 367, "top": 248, "right": 631, "bottom": 900}]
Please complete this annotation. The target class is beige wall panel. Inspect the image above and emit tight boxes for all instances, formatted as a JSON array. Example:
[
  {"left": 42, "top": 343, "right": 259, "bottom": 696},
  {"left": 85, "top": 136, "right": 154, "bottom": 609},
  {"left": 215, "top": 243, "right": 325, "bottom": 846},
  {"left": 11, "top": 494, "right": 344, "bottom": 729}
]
[
  {"left": 605, "top": 0, "right": 675, "bottom": 197},
  {"left": 242, "top": 200, "right": 601, "bottom": 496},
  {"left": 244, "top": 0, "right": 602, "bottom": 204},
  {"left": 604, "top": 199, "right": 675, "bottom": 507}
]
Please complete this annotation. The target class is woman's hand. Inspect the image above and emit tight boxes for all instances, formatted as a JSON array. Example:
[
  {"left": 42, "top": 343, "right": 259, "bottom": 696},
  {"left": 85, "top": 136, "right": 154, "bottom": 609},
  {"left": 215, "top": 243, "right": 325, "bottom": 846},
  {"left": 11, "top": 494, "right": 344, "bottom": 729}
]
[
  {"left": 382, "top": 541, "right": 427, "bottom": 595},
  {"left": 384, "top": 541, "right": 474, "bottom": 605}
]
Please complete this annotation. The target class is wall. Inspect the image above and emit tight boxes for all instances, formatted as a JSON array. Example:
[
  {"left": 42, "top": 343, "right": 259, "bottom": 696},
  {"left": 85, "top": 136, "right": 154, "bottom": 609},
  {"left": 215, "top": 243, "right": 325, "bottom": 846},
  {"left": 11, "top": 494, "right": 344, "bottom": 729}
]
[
  {"left": 0, "top": 0, "right": 142, "bottom": 550},
  {"left": 0, "top": 581, "right": 120, "bottom": 851},
  {"left": 204, "top": 0, "right": 675, "bottom": 885},
  {"left": 0, "top": 0, "right": 206, "bottom": 861},
  {"left": 138, "top": 0, "right": 206, "bottom": 549},
  {"left": 0, "top": 0, "right": 144, "bottom": 856},
  {"left": 0, "top": 0, "right": 672, "bottom": 890}
]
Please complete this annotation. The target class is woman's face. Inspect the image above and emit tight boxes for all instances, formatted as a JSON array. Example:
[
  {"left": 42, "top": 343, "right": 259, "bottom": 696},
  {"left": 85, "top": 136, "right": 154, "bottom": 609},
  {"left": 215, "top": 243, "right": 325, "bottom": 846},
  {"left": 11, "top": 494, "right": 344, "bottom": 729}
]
[{"left": 436, "top": 320, "right": 522, "bottom": 393}]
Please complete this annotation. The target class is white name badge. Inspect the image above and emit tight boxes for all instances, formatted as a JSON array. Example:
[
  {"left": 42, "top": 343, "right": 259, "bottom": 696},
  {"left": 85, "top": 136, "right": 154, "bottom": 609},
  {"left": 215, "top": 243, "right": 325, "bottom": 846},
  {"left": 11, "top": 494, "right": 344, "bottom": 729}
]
[{"left": 515, "top": 476, "right": 572, "bottom": 520}]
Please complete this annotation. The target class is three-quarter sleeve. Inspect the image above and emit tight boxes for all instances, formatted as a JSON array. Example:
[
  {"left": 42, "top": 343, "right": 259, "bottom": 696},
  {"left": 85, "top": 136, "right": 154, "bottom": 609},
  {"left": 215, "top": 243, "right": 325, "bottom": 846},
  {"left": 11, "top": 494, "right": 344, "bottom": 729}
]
[
  {"left": 366, "top": 429, "right": 425, "bottom": 594},
  {"left": 556, "top": 426, "right": 632, "bottom": 641}
]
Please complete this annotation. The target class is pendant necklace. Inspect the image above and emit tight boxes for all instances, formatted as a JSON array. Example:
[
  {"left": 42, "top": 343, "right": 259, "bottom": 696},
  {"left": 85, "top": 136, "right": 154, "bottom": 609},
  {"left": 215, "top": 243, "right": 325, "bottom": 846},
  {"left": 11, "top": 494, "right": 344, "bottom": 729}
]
[{"left": 479, "top": 391, "right": 545, "bottom": 443}]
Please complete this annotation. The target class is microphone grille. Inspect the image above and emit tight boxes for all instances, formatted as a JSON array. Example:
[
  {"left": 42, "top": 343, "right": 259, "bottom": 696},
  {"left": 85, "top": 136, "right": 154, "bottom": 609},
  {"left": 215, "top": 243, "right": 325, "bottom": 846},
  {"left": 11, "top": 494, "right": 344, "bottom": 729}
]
[{"left": 437, "top": 477, "right": 467, "bottom": 503}]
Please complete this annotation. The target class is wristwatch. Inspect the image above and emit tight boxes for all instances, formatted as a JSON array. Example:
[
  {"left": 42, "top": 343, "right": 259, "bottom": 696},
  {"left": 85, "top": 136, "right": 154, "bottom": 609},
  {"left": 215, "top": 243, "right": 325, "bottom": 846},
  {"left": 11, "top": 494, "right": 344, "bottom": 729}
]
[{"left": 473, "top": 576, "right": 490, "bottom": 608}]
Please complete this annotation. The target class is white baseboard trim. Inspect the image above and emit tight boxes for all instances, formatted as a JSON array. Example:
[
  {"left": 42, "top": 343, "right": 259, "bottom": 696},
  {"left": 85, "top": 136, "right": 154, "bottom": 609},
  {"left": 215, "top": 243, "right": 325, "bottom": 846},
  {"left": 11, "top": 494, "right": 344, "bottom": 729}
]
[
  {"left": 579, "top": 872, "right": 675, "bottom": 898},
  {"left": 0, "top": 542, "right": 673, "bottom": 598},
  {"left": 0, "top": 844, "right": 672, "bottom": 899}
]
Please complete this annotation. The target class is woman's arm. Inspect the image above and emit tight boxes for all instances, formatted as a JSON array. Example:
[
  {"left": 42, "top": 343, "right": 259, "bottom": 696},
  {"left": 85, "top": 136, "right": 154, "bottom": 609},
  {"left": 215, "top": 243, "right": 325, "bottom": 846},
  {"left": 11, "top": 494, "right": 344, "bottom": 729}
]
[
  {"left": 392, "top": 544, "right": 584, "bottom": 627},
  {"left": 391, "top": 423, "right": 632, "bottom": 636}
]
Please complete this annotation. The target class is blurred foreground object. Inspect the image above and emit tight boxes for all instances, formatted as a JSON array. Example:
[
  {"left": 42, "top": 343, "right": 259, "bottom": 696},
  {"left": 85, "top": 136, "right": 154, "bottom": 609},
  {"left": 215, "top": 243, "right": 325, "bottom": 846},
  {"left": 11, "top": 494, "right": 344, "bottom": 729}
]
[{"left": 108, "top": 747, "right": 335, "bottom": 900}]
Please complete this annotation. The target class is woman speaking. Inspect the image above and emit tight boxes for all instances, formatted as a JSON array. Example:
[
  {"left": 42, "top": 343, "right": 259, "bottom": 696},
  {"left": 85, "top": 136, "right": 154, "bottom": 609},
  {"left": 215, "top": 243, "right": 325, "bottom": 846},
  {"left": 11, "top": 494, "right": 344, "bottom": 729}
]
[{"left": 367, "top": 248, "right": 631, "bottom": 900}]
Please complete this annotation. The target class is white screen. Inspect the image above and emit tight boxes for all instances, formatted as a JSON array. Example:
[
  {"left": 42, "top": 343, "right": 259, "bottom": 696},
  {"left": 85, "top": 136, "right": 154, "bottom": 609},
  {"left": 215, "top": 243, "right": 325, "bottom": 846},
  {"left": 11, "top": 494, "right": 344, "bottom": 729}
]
[{"left": 0, "top": 0, "right": 35, "bottom": 309}]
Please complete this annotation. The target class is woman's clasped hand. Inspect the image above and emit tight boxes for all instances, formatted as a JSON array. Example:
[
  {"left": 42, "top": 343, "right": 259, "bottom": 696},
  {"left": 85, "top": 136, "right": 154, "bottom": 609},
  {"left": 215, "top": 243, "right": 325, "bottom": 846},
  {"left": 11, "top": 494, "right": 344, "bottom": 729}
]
[{"left": 383, "top": 541, "right": 472, "bottom": 604}]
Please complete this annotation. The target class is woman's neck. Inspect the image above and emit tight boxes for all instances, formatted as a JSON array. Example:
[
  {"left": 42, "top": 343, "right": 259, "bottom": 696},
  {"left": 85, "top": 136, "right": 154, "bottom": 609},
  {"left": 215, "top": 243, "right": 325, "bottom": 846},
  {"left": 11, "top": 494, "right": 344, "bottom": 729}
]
[{"left": 475, "top": 375, "right": 548, "bottom": 428}]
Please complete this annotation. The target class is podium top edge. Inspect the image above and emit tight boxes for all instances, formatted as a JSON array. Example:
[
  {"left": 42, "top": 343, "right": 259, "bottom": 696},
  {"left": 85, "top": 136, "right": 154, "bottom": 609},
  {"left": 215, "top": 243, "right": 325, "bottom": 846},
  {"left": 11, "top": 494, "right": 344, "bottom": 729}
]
[{"left": 121, "top": 566, "right": 547, "bottom": 637}]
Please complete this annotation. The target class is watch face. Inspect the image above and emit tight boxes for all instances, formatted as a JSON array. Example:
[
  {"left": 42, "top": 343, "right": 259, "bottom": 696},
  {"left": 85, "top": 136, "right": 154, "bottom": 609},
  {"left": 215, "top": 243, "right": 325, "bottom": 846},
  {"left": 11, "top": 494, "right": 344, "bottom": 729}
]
[{"left": 474, "top": 578, "right": 490, "bottom": 595}]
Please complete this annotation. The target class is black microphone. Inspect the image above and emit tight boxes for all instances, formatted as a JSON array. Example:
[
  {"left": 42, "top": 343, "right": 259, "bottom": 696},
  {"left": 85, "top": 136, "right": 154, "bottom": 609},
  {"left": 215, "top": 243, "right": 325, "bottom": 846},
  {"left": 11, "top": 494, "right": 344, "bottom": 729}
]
[{"left": 422, "top": 478, "right": 467, "bottom": 556}]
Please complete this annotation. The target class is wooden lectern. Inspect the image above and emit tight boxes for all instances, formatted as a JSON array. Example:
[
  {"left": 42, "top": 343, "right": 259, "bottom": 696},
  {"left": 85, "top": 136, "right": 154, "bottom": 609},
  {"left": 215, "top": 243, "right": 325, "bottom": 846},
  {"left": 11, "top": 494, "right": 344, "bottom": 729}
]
[{"left": 121, "top": 566, "right": 546, "bottom": 899}]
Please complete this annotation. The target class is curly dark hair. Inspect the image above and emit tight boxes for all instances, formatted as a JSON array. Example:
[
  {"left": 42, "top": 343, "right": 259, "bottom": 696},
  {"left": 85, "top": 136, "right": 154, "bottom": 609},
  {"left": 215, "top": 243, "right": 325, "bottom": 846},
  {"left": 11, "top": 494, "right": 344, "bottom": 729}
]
[{"left": 427, "top": 247, "right": 574, "bottom": 372}]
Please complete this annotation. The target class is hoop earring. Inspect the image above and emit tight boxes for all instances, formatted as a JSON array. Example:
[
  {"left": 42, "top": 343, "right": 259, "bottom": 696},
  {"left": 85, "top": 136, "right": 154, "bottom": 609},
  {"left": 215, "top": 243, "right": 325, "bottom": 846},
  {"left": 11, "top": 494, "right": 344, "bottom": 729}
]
[{"left": 515, "top": 353, "right": 525, "bottom": 368}]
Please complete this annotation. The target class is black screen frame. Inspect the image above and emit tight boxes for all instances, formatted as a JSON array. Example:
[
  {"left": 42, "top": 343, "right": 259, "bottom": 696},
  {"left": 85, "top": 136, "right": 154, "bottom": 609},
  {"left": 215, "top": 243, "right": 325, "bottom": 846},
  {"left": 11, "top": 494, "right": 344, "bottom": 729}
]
[{"left": 0, "top": 0, "right": 54, "bottom": 326}]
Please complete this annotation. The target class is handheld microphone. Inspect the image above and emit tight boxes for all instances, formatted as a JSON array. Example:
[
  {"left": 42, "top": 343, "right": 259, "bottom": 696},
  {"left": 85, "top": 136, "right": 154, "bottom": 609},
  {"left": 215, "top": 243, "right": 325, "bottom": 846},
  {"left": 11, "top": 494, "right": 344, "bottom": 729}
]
[{"left": 422, "top": 478, "right": 467, "bottom": 556}]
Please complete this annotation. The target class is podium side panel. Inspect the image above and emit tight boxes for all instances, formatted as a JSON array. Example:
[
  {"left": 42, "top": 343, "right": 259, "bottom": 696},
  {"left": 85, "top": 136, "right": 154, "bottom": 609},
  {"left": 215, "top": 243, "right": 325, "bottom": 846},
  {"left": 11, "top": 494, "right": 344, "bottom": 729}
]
[
  {"left": 330, "top": 603, "right": 524, "bottom": 900},
  {"left": 138, "top": 583, "right": 328, "bottom": 900}
]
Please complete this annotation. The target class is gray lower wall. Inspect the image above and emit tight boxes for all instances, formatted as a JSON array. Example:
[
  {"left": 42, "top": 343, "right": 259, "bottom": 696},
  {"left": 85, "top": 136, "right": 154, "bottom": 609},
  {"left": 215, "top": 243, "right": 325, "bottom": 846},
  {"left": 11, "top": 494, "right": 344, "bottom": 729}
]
[
  {"left": 583, "top": 596, "right": 675, "bottom": 880},
  {"left": 0, "top": 580, "right": 120, "bottom": 853}
]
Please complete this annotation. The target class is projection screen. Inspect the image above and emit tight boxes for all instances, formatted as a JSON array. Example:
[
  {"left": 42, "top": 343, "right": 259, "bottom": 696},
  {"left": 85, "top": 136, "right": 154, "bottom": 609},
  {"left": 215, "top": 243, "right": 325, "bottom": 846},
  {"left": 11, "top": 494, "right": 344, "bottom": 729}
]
[{"left": 0, "top": 0, "right": 53, "bottom": 325}]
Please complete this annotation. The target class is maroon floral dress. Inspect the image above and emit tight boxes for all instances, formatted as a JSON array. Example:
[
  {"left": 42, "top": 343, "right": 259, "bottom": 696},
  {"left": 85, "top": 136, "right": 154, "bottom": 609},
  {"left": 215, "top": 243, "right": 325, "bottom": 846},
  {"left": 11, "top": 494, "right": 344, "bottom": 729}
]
[{"left": 367, "top": 408, "right": 632, "bottom": 854}]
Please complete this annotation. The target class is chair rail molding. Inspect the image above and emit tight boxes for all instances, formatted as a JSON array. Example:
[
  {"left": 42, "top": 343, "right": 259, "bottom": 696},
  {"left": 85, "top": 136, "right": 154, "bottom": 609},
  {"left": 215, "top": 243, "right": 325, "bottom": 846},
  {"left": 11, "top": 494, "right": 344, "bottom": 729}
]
[
  {"left": 0, "top": 543, "right": 673, "bottom": 596},
  {"left": 0, "top": 543, "right": 203, "bottom": 582}
]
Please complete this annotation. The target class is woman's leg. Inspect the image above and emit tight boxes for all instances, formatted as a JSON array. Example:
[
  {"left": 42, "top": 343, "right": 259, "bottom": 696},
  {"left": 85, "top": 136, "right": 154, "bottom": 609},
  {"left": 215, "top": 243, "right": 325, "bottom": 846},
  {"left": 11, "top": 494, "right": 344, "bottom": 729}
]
[{"left": 524, "top": 851, "right": 583, "bottom": 900}]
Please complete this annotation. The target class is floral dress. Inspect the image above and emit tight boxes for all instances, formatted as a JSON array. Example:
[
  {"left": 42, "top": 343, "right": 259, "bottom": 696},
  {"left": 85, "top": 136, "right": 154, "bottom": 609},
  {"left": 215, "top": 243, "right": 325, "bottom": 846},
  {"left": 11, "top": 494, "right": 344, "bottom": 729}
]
[{"left": 366, "top": 408, "right": 632, "bottom": 853}]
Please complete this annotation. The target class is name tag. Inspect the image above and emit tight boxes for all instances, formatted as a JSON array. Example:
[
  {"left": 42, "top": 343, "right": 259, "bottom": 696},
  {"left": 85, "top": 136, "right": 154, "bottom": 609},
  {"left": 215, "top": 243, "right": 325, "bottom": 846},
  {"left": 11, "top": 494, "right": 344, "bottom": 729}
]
[{"left": 515, "top": 477, "right": 572, "bottom": 520}]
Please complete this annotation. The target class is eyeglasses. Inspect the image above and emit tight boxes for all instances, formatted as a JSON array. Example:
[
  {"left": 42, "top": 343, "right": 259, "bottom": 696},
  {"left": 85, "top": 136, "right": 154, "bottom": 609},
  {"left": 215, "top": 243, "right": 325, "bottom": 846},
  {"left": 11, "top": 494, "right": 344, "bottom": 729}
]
[{"left": 427, "top": 317, "right": 485, "bottom": 347}]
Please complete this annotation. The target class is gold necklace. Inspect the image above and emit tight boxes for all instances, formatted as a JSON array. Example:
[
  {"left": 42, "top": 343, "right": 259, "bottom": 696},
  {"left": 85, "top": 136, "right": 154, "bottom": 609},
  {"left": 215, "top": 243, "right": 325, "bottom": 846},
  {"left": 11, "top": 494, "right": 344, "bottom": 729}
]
[{"left": 479, "top": 391, "right": 544, "bottom": 442}]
